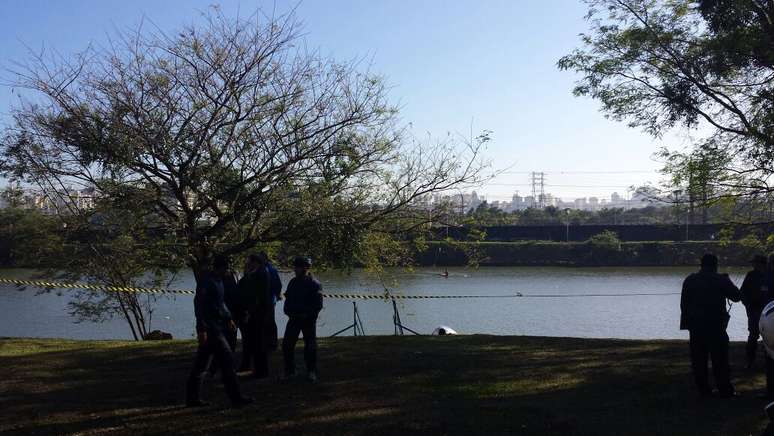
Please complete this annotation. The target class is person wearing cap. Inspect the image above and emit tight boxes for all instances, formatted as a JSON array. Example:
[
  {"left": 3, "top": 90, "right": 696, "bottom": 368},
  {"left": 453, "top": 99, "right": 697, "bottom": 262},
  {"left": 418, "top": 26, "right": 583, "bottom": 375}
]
[
  {"left": 282, "top": 256, "right": 324, "bottom": 382},
  {"left": 742, "top": 255, "right": 770, "bottom": 368},
  {"left": 185, "top": 255, "right": 253, "bottom": 408},
  {"left": 680, "top": 253, "right": 742, "bottom": 398}
]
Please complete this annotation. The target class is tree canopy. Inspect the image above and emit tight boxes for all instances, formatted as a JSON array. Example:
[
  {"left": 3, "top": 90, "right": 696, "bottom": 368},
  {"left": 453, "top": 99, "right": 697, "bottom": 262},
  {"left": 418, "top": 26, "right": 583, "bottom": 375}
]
[
  {"left": 0, "top": 9, "right": 488, "bottom": 338},
  {"left": 1, "top": 9, "right": 488, "bottom": 275},
  {"left": 559, "top": 0, "right": 774, "bottom": 205}
]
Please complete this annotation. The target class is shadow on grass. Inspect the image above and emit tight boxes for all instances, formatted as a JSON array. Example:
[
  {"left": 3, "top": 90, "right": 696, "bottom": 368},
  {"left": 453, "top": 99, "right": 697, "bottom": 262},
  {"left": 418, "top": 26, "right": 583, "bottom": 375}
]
[{"left": 0, "top": 336, "right": 769, "bottom": 435}]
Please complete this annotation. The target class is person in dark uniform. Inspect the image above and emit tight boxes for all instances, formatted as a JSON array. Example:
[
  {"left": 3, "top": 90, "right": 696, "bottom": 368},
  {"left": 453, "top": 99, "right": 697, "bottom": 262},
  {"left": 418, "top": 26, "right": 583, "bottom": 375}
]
[
  {"left": 742, "top": 255, "right": 769, "bottom": 368},
  {"left": 680, "top": 253, "right": 742, "bottom": 398},
  {"left": 208, "top": 262, "right": 241, "bottom": 376},
  {"left": 222, "top": 263, "right": 245, "bottom": 354},
  {"left": 282, "top": 256, "right": 323, "bottom": 383},
  {"left": 238, "top": 254, "right": 272, "bottom": 378},
  {"left": 185, "top": 255, "right": 253, "bottom": 408},
  {"left": 258, "top": 251, "right": 282, "bottom": 351}
]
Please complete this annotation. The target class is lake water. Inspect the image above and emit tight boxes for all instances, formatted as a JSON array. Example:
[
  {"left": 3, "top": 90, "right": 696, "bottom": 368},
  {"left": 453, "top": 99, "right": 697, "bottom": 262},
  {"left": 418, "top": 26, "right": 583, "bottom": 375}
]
[{"left": 0, "top": 267, "right": 753, "bottom": 341}]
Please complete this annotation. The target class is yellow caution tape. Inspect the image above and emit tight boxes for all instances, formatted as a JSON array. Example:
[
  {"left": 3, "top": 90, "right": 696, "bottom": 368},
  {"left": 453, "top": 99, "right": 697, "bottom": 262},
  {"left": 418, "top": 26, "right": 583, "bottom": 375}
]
[
  {"left": 0, "top": 277, "right": 680, "bottom": 299},
  {"left": 0, "top": 278, "right": 195, "bottom": 295}
]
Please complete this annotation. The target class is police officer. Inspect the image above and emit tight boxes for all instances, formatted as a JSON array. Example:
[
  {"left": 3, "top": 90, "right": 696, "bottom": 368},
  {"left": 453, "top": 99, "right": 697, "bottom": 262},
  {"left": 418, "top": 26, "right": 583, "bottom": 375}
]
[
  {"left": 238, "top": 254, "right": 272, "bottom": 378},
  {"left": 742, "top": 255, "right": 769, "bottom": 368},
  {"left": 282, "top": 256, "right": 323, "bottom": 382},
  {"left": 680, "top": 253, "right": 742, "bottom": 398},
  {"left": 185, "top": 255, "right": 253, "bottom": 407}
]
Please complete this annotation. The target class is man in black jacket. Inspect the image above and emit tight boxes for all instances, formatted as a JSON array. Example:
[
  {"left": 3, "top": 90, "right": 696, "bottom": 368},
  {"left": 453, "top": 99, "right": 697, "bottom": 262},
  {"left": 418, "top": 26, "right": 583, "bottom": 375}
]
[
  {"left": 185, "top": 255, "right": 253, "bottom": 407},
  {"left": 680, "top": 253, "right": 742, "bottom": 398},
  {"left": 741, "top": 255, "right": 769, "bottom": 368},
  {"left": 239, "top": 254, "right": 272, "bottom": 377},
  {"left": 208, "top": 263, "right": 241, "bottom": 377},
  {"left": 282, "top": 256, "right": 324, "bottom": 382}
]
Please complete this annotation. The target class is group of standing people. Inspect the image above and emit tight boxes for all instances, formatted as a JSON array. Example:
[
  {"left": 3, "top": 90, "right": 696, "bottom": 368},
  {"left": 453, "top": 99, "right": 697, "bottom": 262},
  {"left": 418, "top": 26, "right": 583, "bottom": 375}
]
[
  {"left": 185, "top": 253, "right": 324, "bottom": 407},
  {"left": 680, "top": 253, "right": 774, "bottom": 399}
]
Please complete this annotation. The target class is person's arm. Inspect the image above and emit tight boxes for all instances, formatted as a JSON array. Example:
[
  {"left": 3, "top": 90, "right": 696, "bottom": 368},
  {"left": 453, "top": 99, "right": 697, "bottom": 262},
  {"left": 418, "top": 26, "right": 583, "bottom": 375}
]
[
  {"left": 680, "top": 277, "right": 691, "bottom": 330},
  {"left": 270, "top": 267, "right": 283, "bottom": 300},
  {"left": 739, "top": 272, "right": 753, "bottom": 306},
  {"left": 194, "top": 283, "right": 210, "bottom": 344},
  {"left": 721, "top": 274, "right": 742, "bottom": 303},
  {"left": 283, "top": 278, "right": 294, "bottom": 316},
  {"left": 194, "top": 290, "right": 205, "bottom": 333},
  {"left": 257, "top": 269, "right": 273, "bottom": 321},
  {"left": 313, "top": 280, "right": 324, "bottom": 314}
]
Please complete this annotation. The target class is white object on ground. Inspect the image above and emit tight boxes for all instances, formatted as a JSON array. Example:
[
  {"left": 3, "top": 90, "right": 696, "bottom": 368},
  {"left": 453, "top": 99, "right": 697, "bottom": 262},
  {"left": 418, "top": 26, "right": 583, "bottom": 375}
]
[
  {"left": 760, "top": 301, "right": 774, "bottom": 359},
  {"left": 432, "top": 325, "right": 458, "bottom": 336}
]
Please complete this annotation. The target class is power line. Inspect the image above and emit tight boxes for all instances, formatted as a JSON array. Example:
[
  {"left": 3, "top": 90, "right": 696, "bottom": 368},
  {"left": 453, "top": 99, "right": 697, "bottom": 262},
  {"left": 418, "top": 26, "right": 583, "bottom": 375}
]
[
  {"left": 499, "top": 170, "right": 657, "bottom": 175},
  {"left": 488, "top": 183, "right": 637, "bottom": 188}
]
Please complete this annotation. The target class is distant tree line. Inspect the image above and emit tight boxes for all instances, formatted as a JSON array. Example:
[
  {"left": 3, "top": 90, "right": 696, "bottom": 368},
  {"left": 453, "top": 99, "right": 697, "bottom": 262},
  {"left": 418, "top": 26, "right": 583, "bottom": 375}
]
[{"left": 460, "top": 198, "right": 774, "bottom": 227}]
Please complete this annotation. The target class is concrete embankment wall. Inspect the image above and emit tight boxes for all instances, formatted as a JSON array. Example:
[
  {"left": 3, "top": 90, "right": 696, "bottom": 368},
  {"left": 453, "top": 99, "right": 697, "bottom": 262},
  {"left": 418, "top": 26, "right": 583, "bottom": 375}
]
[
  {"left": 416, "top": 241, "right": 764, "bottom": 267},
  {"left": 437, "top": 223, "right": 774, "bottom": 242}
]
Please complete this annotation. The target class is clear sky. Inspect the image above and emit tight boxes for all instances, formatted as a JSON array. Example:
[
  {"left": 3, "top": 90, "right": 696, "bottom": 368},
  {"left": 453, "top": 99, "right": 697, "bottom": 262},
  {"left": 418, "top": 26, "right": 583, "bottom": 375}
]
[{"left": 0, "top": 0, "right": 691, "bottom": 201}]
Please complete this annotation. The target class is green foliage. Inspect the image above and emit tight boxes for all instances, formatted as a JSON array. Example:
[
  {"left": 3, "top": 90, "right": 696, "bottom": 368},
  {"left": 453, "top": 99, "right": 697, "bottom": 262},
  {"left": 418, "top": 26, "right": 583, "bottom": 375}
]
[
  {"left": 587, "top": 230, "right": 622, "bottom": 250},
  {"left": 0, "top": 208, "right": 64, "bottom": 267},
  {"left": 560, "top": 0, "right": 774, "bottom": 203},
  {"left": 717, "top": 226, "right": 736, "bottom": 248},
  {"left": 739, "top": 232, "right": 763, "bottom": 250}
]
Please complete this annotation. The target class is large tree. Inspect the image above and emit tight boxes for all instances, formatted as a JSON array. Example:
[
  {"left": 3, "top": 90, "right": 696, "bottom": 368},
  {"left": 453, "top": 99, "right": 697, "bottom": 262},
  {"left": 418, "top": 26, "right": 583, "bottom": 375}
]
[
  {"left": 559, "top": 0, "right": 774, "bottom": 208},
  {"left": 0, "top": 9, "right": 487, "bottom": 338}
]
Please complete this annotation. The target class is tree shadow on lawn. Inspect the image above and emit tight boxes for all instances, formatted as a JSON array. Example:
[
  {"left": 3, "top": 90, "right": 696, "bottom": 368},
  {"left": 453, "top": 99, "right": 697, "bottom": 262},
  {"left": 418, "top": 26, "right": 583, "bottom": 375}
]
[{"left": 0, "top": 336, "right": 769, "bottom": 436}]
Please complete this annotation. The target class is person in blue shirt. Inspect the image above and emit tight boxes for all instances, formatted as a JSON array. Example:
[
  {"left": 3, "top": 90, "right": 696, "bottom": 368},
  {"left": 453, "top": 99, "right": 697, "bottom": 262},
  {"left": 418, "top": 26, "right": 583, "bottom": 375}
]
[
  {"left": 185, "top": 255, "right": 253, "bottom": 407},
  {"left": 258, "top": 251, "right": 282, "bottom": 351},
  {"left": 282, "top": 256, "right": 323, "bottom": 382}
]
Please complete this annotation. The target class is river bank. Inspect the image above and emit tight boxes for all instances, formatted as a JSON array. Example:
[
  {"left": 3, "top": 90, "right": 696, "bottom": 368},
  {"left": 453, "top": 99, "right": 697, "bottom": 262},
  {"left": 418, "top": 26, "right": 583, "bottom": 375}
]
[
  {"left": 0, "top": 336, "right": 768, "bottom": 435},
  {"left": 418, "top": 241, "right": 764, "bottom": 267}
]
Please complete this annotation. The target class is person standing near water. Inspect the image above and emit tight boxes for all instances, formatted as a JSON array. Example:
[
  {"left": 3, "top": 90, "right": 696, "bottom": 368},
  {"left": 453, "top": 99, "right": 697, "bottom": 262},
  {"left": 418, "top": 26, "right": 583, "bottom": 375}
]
[
  {"left": 238, "top": 254, "right": 272, "bottom": 377},
  {"left": 680, "top": 253, "right": 742, "bottom": 398},
  {"left": 258, "top": 251, "right": 282, "bottom": 351},
  {"left": 282, "top": 256, "right": 323, "bottom": 383},
  {"left": 206, "top": 258, "right": 240, "bottom": 377},
  {"left": 741, "top": 255, "right": 769, "bottom": 368},
  {"left": 186, "top": 255, "right": 253, "bottom": 407}
]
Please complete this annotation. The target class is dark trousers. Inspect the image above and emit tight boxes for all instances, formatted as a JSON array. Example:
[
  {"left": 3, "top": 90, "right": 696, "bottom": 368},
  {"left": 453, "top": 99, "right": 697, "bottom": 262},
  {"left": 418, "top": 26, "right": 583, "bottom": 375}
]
[
  {"left": 283, "top": 316, "right": 317, "bottom": 374},
  {"left": 747, "top": 310, "right": 762, "bottom": 365},
  {"left": 211, "top": 318, "right": 248, "bottom": 374},
  {"left": 689, "top": 328, "right": 734, "bottom": 395},
  {"left": 269, "top": 305, "right": 279, "bottom": 351},
  {"left": 186, "top": 331, "right": 242, "bottom": 403},
  {"left": 245, "top": 313, "right": 269, "bottom": 377}
]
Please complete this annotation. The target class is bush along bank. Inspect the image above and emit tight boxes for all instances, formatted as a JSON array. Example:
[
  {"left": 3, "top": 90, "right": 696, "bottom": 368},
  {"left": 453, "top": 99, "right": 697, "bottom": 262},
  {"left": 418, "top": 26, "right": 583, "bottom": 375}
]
[{"left": 416, "top": 240, "right": 766, "bottom": 267}]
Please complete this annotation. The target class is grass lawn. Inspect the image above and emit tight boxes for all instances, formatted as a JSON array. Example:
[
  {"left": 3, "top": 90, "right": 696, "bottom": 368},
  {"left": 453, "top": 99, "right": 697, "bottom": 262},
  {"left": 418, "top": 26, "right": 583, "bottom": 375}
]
[{"left": 0, "top": 335, "right": 770, "bottom": 435}]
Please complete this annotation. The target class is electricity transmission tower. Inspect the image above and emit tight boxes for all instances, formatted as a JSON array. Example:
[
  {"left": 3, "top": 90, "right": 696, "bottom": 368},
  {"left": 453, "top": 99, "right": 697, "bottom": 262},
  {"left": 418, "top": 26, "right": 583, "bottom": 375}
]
[{"left": 530, "top": 172, "right": 546, "bottom": 208}]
